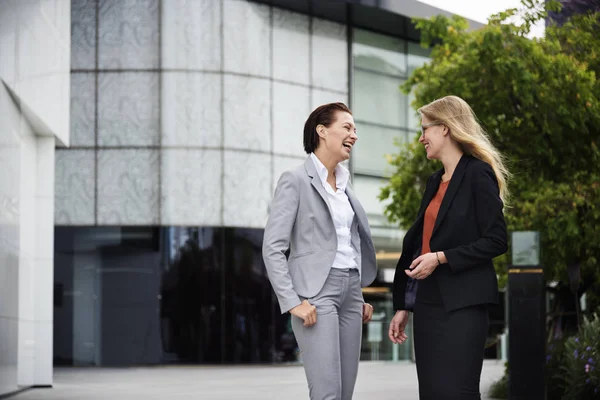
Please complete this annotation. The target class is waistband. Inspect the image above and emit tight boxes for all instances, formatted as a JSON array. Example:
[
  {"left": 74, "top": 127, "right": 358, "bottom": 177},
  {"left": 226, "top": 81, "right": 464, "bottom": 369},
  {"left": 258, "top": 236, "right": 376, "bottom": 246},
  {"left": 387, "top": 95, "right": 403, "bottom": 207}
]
[{"left": 328, "top": 268, "right": 360, "bottom": 278}]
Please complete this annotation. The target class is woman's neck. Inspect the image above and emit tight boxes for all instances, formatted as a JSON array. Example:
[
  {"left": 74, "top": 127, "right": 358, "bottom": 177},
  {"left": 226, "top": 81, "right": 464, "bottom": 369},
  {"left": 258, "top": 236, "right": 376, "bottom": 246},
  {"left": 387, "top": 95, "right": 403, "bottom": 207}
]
[
  {"left": 440, "top": 147, "right": 463, "bottom": 182},
  {"left": 313, "top": 149, "right": 338, "bottom": 177}
]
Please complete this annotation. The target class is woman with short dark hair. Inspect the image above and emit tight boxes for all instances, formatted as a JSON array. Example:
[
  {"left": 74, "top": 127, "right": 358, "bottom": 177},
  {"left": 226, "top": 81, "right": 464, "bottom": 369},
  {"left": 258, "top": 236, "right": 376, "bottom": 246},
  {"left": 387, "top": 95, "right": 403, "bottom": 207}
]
[{"left": 263, "top": 102, "right": 378, "bottom": 400}]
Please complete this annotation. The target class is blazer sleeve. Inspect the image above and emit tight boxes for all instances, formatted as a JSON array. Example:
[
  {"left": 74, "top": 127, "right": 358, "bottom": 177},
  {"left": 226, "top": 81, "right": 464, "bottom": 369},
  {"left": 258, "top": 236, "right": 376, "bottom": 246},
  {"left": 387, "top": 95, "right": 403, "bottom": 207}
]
[
  {"left": 262, "top": 171, "right": 302, "bottom": 313},
  {"left": 392, "top": 256, "right": 409, "bottom": 310},
  {"left": 444, "top": 163, "right": 508, "bottom": 273},
  {"left": 392, "top": 174, "right": 434, "bottom": 310}
]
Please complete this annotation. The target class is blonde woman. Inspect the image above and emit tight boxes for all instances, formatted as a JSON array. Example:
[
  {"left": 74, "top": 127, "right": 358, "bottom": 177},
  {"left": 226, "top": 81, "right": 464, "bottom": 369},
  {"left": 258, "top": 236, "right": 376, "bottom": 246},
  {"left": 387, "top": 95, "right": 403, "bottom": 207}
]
[{"left": 388, "top": 96, "right": 509, "bottom": 399}]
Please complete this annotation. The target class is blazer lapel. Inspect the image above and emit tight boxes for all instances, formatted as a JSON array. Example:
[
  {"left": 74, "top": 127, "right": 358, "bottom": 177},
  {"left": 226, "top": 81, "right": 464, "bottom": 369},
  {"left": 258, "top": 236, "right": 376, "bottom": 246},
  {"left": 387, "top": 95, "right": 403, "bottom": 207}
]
[
  {"left": 304, "top": 157, "right": 334, "bottom": 218},
  {"left": 345, "top": 184, "right": 369, "bottom": 235},
  {"left": 417, "top": 171, "right": 442, "bottom": 221},
  {"left": 431, "top": 155, "right": 470, "bottom": 237}
]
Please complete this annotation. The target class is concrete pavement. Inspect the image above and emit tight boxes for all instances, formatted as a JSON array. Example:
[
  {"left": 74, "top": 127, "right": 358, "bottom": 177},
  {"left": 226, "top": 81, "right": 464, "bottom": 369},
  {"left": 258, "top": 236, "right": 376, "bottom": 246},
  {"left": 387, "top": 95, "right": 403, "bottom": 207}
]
[{"left": 13, "top": 360, "right": 504, "bottom": 400}]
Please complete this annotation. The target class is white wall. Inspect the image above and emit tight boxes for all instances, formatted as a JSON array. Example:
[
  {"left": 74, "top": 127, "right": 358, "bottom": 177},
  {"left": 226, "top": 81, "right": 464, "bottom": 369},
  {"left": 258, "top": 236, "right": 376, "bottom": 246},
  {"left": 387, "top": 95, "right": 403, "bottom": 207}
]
[
  {"left": 0, "top": 82, "right": 22, "bottom": 398},
  {"left": 0, "top": 0, "right": 70, "bottom": 395},
  {"left": 0, "top": 0, "right": 71, "bottom": 146}
]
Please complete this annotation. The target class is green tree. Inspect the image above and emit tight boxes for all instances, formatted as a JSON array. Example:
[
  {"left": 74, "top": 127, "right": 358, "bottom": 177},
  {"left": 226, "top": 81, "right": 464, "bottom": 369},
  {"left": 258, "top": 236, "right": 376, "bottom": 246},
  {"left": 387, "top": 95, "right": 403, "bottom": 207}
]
[{"left": 380, "top": 0, "right": 600, "bottom": 334}]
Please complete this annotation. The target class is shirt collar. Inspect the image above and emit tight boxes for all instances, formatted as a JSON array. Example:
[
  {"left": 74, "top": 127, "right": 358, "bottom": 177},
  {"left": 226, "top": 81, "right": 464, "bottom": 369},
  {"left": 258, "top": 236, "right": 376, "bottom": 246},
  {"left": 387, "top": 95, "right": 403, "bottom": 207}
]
[{"left": 310, "top": 153, "right": 350, "bottom": 191}]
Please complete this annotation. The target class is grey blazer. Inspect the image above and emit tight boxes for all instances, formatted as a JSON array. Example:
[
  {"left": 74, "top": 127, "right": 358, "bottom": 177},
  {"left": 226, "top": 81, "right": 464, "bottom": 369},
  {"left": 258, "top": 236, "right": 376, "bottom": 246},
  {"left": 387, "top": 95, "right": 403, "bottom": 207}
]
[{"left": 263, "top": 157, "right": 378, "bottom": 314}]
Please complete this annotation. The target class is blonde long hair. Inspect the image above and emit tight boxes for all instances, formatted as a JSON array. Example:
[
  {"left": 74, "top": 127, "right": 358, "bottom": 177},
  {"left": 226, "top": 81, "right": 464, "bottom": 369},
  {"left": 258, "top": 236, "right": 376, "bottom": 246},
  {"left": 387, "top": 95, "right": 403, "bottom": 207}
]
[{"left": 418, "top": 95, "right": 510, "bottom": 204}]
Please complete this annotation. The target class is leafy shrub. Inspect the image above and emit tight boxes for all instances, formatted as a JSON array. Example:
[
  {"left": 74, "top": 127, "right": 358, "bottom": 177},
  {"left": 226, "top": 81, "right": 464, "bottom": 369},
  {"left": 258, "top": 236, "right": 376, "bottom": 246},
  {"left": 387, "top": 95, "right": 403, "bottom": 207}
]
[
  {"left": 489, "top": 361, "right": 508, "bottom": 399},
  {"left": 489, "top": 314, "right": 600, "bottom": 399},
  {"left": 559, "top": 313, "right": 600, "bottom": 399},
  {"left": 546, "top": 338, "right": 567, "bottom": 400}
]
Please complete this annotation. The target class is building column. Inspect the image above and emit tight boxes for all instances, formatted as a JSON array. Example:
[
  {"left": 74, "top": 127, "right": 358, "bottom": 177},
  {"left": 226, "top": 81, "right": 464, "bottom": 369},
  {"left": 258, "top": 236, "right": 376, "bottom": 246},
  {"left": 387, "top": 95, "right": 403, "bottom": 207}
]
[{"left": 34, "top": 137, "right": 55, "bottom": 386}]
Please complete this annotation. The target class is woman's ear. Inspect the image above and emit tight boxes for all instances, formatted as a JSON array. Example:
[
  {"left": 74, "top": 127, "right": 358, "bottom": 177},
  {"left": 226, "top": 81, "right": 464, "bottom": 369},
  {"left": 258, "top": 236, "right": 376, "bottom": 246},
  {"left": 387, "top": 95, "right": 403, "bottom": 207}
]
[
  {"left": 316, "top": 124, "right": 327, "bottom": 139},
  {"left": 442, "top": 124, "right": 449, "bottom": 136}
]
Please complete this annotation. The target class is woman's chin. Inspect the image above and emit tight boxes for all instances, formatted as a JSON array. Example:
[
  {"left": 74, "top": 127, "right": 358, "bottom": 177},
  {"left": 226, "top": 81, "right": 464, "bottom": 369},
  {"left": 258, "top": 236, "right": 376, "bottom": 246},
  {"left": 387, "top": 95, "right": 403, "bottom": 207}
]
[{"left": 339, "top": 151, "right": 351, "bottom": 162}]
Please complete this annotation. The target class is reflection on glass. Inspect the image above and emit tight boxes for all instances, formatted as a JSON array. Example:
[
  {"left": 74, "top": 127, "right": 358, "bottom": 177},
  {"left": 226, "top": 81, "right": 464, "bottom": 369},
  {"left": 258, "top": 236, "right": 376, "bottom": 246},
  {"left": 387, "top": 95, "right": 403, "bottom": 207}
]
[
  {"left": 352, "top": 175, "right": 392, "bottom": 217},
  {"left": 408, "top": 41, "right": 430, "bottom": 76},
  {"left": 360, "top": 293, "right": 414, "bottom": 361},
  {"left": 53, "top": 226, "right": 293, "bottom": 366},
  {"left": 160, "top": 227, "right": 221, "bottom": 364},
  {"left": 353, "top": 29, "right": 407, "bottom": 76},
  {"left": 353, "top": 70, "right": 407, "bottom": 128},
  {"left": 407, "top": 88, "right": 421, "bottom": 130},
  {"left": 54, "top": 226, "right": 409, "bottom": 366},
  {"left": 353, "top": 123, "right": 408, "bottom": 176}
]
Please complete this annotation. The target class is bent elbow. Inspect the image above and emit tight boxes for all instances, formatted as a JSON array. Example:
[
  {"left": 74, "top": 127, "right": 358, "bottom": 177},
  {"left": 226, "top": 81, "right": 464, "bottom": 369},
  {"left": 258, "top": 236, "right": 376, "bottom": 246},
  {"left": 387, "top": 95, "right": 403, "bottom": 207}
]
[
  {"left": 262, "top": 242, "right": 277, "bottom": 262},
  {"left": 495, "top": 236, "right": 508, "bottom": 257}
]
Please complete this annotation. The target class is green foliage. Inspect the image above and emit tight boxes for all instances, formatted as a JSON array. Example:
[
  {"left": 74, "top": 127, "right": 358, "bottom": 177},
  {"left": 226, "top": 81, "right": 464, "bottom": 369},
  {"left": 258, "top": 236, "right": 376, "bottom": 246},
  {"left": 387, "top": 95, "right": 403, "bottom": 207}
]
[
  {"left": 380, "top": 0, "right": 600, "bottom": 286},
  {"left": 488, "top": 373, "right": 508, "bottom": 399},
  {"left": 560, "top": 314, "right": 600, "bottom": 399},
  {"left": 489, "top": 314, "right": 600, "bottom": 399},
  {"left": 548, "top": 9, "right": 600, "bottom": 76},
  {"left": 380, "top": 140, "right": 438, "bottom": 226},
  {"left": 506, "top": 174, "right": 600, "bottom": 282},
  {"left": 489, "top": 361, "right": 509, "bottom": 399},
  {"left": 546, "top": 338, "right": 568, "bottom": 400}
]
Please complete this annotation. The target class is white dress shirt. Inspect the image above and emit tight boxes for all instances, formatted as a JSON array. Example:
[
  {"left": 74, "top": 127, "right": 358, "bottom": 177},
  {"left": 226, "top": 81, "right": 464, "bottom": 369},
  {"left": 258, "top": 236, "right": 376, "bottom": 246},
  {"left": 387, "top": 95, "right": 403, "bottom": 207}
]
[{"left": 310, "top": 153, "right": 360, "bottom": 272}]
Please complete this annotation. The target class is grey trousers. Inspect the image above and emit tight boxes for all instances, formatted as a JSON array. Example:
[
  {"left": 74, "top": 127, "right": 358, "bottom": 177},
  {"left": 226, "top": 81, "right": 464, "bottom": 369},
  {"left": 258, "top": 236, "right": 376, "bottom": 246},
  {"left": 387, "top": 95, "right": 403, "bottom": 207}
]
[{"left": 292, "top": 268, "right": 364, "bottom": 400}]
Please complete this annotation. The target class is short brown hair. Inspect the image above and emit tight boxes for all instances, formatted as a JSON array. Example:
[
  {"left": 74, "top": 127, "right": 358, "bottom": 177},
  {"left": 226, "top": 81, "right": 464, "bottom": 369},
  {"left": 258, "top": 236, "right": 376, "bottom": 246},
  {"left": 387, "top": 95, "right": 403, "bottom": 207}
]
[{"left": 303, "top": 102, "right": 352, "bottom": 154}]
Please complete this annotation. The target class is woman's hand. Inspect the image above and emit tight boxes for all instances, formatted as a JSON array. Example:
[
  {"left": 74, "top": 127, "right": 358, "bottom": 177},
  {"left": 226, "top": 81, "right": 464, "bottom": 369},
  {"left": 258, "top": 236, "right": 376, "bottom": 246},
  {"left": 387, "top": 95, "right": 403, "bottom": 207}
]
[
  {"left": 362, "top": 303, "right": 374, "bottom": 323},
  {"left": 388, "top": 310, "right": 409, "bottom": 344},
  {"left": 405, "top": 252, "right": 443, "bottom": 280},
  {"left": 290, "top": 300, "right": 317, "bottom": 327}
]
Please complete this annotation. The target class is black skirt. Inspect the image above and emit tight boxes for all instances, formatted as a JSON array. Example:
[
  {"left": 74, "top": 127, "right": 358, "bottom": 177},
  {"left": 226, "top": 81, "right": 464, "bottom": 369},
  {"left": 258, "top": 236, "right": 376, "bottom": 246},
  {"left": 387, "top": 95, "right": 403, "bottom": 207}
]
[{"left": 413, "top": 283, "right": 489, "bottom": 400}]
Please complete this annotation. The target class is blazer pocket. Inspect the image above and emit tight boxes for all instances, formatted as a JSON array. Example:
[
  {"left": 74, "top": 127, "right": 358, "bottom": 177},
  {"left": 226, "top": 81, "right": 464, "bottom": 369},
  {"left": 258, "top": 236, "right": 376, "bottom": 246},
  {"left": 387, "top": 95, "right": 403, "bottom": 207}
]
[
  {"left": 291, "top": 220, "right": 315, "bottom": 258},
  {"left": 290, "top": 249, "right": 315, "bottom": 259}
]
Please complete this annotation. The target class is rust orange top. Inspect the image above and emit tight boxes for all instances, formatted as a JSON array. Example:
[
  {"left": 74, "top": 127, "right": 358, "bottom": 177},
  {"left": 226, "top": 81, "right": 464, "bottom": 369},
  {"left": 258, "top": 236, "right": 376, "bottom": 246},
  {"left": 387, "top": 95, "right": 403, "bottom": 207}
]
[{"left": 422, "top": 180, "right": 450, "bottom": 255}]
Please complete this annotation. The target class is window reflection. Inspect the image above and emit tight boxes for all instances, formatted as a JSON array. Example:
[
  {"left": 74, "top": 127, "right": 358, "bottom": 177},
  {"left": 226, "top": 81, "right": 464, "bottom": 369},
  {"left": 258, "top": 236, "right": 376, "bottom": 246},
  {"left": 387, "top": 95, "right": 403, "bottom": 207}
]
[
  {"left": 408, "top": 41, "right": 431, "bottom": 76},
  {"left": 160, "top": 228, "right": 221, "bottom": 363},
  {"left": 351, "top": 29, "right": 428, "bottom": 362},
  {"left": 353, "top": 29, "right": 407, "bottom": 76},
  {"left": 54, "top": 227, "right": 292, "bottom": 366},
  {"left": 353, "top": 70, "right": 407, "bottom": 127},
  {"left": 353, "top": 123, "right": 409, "bottom": 176}
]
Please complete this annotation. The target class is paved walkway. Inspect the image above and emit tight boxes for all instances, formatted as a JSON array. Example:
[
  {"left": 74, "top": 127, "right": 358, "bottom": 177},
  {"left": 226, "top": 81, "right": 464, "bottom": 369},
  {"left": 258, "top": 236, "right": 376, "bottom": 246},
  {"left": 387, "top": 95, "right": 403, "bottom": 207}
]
[{"left": 13, "top": 360, "right": 504, "bottom": 400}]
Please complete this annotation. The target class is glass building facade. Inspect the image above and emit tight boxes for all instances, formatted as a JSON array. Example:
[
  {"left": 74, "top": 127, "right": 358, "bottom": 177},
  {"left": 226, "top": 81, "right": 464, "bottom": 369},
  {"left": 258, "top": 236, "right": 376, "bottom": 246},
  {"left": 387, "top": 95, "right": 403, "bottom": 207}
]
[
  {"left": 55, "top": 0, "right": 495, "bottom": 367},
  {"left": 54, "top": 227, "right": 290, "bottom": 365},
  {"left": 349, "top": 28, "right": 431, "bottom": 362}
]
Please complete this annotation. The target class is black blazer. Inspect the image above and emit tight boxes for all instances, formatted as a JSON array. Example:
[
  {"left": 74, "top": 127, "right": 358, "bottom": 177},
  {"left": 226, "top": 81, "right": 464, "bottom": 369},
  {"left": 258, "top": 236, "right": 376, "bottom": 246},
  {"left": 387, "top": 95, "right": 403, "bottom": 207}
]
[{"left": 392, "top": 155, "right": 508, "bottom": 312}]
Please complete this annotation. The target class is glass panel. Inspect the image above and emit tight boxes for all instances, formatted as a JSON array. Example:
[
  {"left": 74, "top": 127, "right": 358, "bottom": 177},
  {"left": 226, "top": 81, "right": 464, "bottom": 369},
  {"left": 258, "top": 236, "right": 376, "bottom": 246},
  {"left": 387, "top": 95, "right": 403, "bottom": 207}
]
[
  {"left": 360, "top": 293, "right": 415, "bottom": 361},
  {"left": 97, "top": 73, "right": 160, "bottom": 147},
  {"left": 97, "top": 149, "right": 159, "bottom": 225},
  {"left": 224, "top": 228, "right": 291, "bottom": 363},
  {"left": 158, "top": 227, "right": 224, "bottom": 364},
  {"left": 98, "top": 228, "right": 163, "bottom": 366},
  {"left": 353, "top": 29, "right": 407, "bottom": 77},
  {"left": 98, "top": 0, "right": 159, "bottom": 69},
  {"left": 71, "top": 0, "right": 97, "bottom": 69},
  {"left": 407, "top": 88, "right": 421, "bottom": 131},
  {"left": 406, "top": 42, "right": 430, "bottom": 130},
  {"left": 312, "top": 20, "right": 348, "bottom": 92},
  {"left": 53, "top": 226, "right": 291, "bottom": 366},
  {"left": 353, "top": 70, "right": 407, "bottom": 128},
  {"left": 370, "top": 226, "right": 405, "bottom": 253},
  {"left": 407, "top": 41, "right": 430, "bottom": 76},
  {"left": 352, "top": 175, "right": 392, "bottom": 218},
  {"left": 353, "top": 123, "right": 408, "bottom": 177}
]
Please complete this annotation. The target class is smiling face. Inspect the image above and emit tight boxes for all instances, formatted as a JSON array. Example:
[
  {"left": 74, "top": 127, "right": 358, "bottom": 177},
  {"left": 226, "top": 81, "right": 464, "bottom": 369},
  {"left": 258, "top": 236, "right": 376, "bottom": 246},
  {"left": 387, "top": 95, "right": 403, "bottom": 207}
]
[
  {"left": 316, "top": 111, "right": 358, "bottom": 163},
  {"left": 419, "top": 114, "right": 447, "bottom": 160}
]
